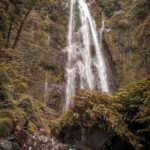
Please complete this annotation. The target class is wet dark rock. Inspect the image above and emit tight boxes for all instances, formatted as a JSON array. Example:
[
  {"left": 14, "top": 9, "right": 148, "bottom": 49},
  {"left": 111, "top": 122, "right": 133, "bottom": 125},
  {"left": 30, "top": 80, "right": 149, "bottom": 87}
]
[
  {"left": 0, "top": 139, "right": 20, "bottom": 150},
  {"left": 47, "top": 83, "right": 66, "bottom": 110},
  {"left": 0, "top": 140, "right": 12, "bottom": 150},
  {"left": 0, "top": 131, "right": 68, "bottom": 150},
  {"left": 51, "top": 143, "right": 68, "bottom": 150},
  {"left": 101, "top": 136, "right": 136, "bottom": 150},
  {"left": 58, "top": 129, "right": 136, "bottom": 150}
]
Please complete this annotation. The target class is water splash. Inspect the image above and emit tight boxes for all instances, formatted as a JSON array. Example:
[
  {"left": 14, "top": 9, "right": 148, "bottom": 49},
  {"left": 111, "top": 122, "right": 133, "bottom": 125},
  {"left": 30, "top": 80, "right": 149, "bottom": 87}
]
[{"left": 65, "top": 0, "right": 112, "bottom": 110}]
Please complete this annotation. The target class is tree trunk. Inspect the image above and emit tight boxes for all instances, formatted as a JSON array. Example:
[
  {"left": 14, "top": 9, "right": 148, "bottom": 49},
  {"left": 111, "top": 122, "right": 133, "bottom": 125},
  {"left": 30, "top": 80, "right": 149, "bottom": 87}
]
[
  {"left": 6, "top": 16, "right": 14, "bottom": 48},
  {"left": 12, "top": 6, "right": 32, "bottom": 49}
]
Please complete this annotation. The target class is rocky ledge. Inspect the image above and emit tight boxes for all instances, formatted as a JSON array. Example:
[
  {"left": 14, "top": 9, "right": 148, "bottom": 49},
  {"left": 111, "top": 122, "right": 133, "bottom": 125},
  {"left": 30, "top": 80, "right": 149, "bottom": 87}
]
[{"left": 0, "top": 130, "right": 68, "bottom": 150}]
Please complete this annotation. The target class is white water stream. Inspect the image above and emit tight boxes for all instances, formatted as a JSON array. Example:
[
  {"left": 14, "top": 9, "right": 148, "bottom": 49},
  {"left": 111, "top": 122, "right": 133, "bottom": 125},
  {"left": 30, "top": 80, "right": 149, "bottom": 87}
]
[{"left": 65, "top": 0, "right": 112, "bottom": 109}]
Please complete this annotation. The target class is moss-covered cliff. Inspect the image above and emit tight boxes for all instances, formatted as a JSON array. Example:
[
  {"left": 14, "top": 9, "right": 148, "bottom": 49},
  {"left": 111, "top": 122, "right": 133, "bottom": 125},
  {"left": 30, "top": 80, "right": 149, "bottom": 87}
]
[
  {"left": 0, "top": 0, "right": 149, "bottom": 149},
  {"left": 0, "top": 0, "right": 68, "bottom": 147},
  {"left": 0, "top": 0, "right": 68, "bottom": 108},
  {"left": 98, "top": 0, "right": 150, "bottom": 86}
]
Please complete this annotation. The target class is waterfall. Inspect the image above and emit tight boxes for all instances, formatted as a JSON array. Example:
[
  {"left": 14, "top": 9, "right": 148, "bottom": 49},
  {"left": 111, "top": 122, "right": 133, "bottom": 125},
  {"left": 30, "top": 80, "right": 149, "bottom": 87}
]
[{"left": 65, "top": 0, "right": 112, "bottom": 109}]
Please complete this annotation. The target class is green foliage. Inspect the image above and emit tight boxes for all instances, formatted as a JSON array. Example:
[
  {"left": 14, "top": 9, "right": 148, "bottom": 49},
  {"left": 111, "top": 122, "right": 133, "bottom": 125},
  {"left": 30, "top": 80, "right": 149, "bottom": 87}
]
[
  {"left": 54, "top": 90, "right": 130, "bottom": 139},
  {"left": 19, "top": 95, "right": 57, "bottom": 130},
  {"left": 101, "top": 0, "right": 150, "bottom": 86},
  {"left": 54, "top": 76, "right": 150, "bottom": 148},
  {"left": 0, "top": 118, "right": 13, "bottom": 137},
  {"left": 0, "top": 95, "right": 57, "bottom": 137},
  {"left": 115, "top": 77, "right": 150, "bottom": 147},
  {"left": 0, "top": 58, "right": 29, "bottom": 100},
  {"left": 116, "top": 77, "right": 150, "bottom": 121},
  {"left": 0, "top": 99, "right": 25, "bottom": 137},
  {"left": 0, "top": 61, "right": 14, "bottom": 100},
  {"left": 131, "top": 0, "right": 150, "bottom": 20},
  {"left": 47, "top": 89, "right": 61, "bottom": 109},
  {"left": 97, "top": 0, "right": 121, "bottom": 17}
]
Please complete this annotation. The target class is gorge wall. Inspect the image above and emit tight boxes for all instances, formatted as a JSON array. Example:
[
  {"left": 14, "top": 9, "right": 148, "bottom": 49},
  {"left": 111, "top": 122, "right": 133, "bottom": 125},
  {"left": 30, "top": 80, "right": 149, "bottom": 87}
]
[
  {"left": 0, "top": 0, "right": 149, "bottom": 150},
  {"left": 0, "top": 0, "right": 149, "bottom": 110}
]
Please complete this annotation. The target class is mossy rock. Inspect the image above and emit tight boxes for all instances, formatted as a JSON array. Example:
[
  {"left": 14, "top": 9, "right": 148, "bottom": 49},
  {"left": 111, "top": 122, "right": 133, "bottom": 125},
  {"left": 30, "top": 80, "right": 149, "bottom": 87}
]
[
  {"left": 18, "top": 95, "right": 57, "bottom": 132},
  {"left": 0, "top": 95, "right": 57, "bottom": 137},
  {"left": 0, "top": 118, "right": 13, "bottom": 137}
]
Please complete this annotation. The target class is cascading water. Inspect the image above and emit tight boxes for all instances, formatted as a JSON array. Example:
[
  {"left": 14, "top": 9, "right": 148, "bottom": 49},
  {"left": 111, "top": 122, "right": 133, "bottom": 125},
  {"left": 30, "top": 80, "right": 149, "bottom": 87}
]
[{"left": 65, "top": 0, "right": 113, "bottom": 109}]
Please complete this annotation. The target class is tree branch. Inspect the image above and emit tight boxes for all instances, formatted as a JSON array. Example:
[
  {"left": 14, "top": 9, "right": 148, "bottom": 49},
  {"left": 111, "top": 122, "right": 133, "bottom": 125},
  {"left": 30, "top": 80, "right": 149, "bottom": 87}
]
[
  {"left": 6, "top": 16, "right": 14, "bottom": 48},
  {"left": 12, "top": 5, "right": 32, "bottom": 49}
]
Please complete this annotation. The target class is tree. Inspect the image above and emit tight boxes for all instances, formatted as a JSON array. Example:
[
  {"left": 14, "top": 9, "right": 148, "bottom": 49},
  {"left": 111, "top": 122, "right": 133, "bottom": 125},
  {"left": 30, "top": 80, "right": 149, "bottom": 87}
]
[{"left": 2, "top": 0, "right": 50, "bottom": 49}]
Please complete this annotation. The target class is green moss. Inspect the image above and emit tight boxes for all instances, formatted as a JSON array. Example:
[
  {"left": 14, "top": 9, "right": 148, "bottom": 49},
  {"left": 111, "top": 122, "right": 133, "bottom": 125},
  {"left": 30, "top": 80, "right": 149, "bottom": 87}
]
[
  {"left": 18, "top": 95, "right": 57, "bottom": 132},
  {"left": 0, "top": 107, "right": 29, "bottom": 137},
  {"left": 0, "top": 118, "right": 13, "bottom": 137},
  {"left": 0, "top": 95, "right": 57, "bottom": 137},
  {"left": 100, "top": 0, "right": 150, "bottom": 87}
]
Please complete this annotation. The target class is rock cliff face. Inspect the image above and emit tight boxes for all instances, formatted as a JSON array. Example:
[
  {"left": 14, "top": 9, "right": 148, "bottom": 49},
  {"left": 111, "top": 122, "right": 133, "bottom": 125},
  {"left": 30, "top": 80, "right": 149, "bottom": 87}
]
[
  {"left": 0, "top": 130, "right": 68, "bottom": 150},
  {"left": 89, "top": 0, "right": 150, "bottom": 87},
  {"left": 0, "top": 0, "right": 149, "bottom": 150},
  {"left": 0, "top": 0, "right": 68, "bottom": 109},
  {"left": 0, "top": 0, "right": 149, "bottom": 111},
  {"left": 100, "top": 0, "right": 150, "bottom": 87},
  {"left": 15, "top": 2, "right": 67, "bottom": 106},
  {"left": 0, "top": 0, "right": 68, "bottom": 148}
]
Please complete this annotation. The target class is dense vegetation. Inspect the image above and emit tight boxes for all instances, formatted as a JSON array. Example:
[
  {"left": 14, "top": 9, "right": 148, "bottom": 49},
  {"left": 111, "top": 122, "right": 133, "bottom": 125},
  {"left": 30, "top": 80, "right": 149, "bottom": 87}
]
[
  {"left": 0, "top": 0, "right": 149, "bottom": 149},
  {"left": 53, "top": 77, "right": 150, "bottom": 149},
  {"left": 101, "top": 0, "right": 150, "bottom": 86},
  {"left": 0, "top": 0, "right": 66, "bottom": 141}
]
